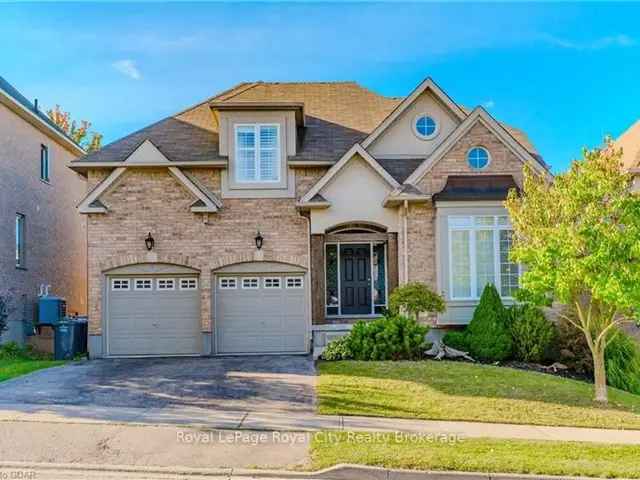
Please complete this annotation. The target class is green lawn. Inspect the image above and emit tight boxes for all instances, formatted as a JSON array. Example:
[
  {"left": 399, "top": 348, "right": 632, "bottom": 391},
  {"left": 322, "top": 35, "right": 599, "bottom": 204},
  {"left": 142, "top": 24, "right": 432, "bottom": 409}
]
[
  {"left": 311, "top": 431, "right": 640, "bottom": 478},
  {"left": 0, "top": 359, "right": 65, "bottom": 382},
  {"left": 317, "top": 360, "right": 640, "bottom": 429}
]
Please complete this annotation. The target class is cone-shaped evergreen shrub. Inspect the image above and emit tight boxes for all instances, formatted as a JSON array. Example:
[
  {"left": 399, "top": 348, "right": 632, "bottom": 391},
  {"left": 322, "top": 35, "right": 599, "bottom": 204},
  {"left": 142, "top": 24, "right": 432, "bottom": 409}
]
[{"left": 465, "top": 284, "right": 513, "bottom": 361}]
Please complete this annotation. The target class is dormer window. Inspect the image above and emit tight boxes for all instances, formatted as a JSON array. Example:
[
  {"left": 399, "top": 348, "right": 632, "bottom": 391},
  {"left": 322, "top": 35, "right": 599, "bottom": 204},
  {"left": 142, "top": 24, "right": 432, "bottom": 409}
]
[{"left": 235, "top": 124, "right": 280, "bottom": 183}]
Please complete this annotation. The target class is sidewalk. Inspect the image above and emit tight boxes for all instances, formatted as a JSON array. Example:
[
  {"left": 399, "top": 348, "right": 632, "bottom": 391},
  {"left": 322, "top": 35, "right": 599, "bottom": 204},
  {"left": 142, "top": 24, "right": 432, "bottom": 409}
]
[{"left": 1, "top": 402, "right": 639, "bottom": 444}]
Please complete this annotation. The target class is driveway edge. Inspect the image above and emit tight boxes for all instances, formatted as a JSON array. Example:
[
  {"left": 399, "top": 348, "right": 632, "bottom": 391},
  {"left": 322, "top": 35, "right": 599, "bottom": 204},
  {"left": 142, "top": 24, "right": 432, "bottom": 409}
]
[{"left": 0, "top": 461, "right": 626, "bottom": 480}]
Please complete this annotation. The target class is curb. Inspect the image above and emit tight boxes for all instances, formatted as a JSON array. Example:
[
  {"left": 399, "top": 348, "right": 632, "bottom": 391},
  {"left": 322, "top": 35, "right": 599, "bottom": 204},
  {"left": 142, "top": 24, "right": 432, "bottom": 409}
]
[{"left": 0, "top": 462, "right": 624, "bottom": 480}]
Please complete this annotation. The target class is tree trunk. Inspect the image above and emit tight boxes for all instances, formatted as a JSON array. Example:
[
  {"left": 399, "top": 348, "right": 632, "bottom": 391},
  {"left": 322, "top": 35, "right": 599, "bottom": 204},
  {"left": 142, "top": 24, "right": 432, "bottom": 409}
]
[{"left": 592, "top": 346, "right": 608, "bottom": 403}]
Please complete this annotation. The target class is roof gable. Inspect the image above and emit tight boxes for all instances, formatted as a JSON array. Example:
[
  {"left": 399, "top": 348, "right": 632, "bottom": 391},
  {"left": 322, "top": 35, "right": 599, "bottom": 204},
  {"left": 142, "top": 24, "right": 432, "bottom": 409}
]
[
  {"left": 362, "top": 77, "right": 466, "bottom": 150},
  {"left": 405, "top": 107, "right": 549, "bottom": 186},
  {"left": 300, "top": 144, "right": 400, "bottom": 203}
]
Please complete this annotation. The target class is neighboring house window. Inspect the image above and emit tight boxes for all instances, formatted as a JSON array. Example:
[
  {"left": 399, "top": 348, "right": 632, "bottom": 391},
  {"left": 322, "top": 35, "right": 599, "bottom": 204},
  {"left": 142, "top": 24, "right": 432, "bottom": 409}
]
[
  {"left": 467, "top": 147, "right": 490, "bottom": 170},
  {"left": 448, "top": 215, "right": 520, "bottom": 300},
  {"left": 180, "top": 278, "right": 199, "bottom": 290},
  {"left": 286, "top": 277, "right": 303, "bottom": 289},
  {"left": 111, "top": 279, "right": 130, "bottom": 291},
  {"left": 15, "top": 213, "right": 25, "bottom": 268},
  {"left": 235, "top": 124, "right": 280, "bottom": 183},
  {"left": 263, "top": 277, "right": 281, "bottom": 289},
  {"left": 157, "top": 278, "right": 175, "bottom": 290},
  {"left": 40, "top": 144, "right": 50, "bottom": 182},
  {"left": 414, "top": 114, "right": 438, "bottom": 139}
]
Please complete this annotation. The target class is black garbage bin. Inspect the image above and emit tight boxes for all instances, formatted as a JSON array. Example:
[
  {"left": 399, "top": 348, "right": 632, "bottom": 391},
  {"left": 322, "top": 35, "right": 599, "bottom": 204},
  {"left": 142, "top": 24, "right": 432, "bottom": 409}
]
[
  {"left": 54, "top": 320, "right": 75, "bottom": 360},
  {"left": 72, "top": 318, "right": 88, "bottom": 356}
]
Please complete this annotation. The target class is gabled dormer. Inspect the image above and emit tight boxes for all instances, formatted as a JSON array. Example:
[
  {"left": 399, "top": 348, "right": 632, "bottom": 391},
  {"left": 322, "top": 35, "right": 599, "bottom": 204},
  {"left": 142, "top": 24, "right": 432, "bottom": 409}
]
[{"left": 210, "top": 100, "right": 305, "bottom": 198}]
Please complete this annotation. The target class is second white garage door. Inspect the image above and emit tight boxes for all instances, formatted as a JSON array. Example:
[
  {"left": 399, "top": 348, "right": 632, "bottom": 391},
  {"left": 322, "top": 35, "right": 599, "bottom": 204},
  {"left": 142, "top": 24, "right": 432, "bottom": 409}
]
[{"left": 215, "top": 274, "right": 308, "bottom": 354}]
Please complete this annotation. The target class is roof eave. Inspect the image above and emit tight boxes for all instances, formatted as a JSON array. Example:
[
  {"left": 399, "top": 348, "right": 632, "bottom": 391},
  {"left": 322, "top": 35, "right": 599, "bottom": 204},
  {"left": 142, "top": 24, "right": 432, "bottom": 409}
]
[
  {"left": 0, "top": 89, "right": 85, "bottom": 156},
  {"left": 210, "top": 101, "right": 306, "bottom": 127}
]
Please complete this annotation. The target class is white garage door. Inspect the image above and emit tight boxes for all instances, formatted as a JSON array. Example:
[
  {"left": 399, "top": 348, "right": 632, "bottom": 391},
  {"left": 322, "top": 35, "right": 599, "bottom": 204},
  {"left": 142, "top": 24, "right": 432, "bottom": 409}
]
[
  {"left": 107, "top": 276, "right": 201, "bottom": 356},
  {"left": 215, "top": 274, "right": 308, "bottom": 354}
]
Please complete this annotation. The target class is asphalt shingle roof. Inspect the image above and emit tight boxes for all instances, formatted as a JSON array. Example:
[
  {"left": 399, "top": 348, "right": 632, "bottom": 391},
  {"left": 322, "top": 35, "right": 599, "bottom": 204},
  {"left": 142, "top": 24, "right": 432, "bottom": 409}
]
[{"left": 75, "top": 81, "right": 542, "bottom": 168}]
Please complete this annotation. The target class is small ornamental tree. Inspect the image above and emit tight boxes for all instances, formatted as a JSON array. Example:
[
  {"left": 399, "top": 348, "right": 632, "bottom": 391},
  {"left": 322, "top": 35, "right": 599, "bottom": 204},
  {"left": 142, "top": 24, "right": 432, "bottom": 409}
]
[
  {"left": 465, "top": 284, "right": 513, "bottom": 361},
  {"left": 388, "top": 282, "right": 445, "bottom": 322},
  {"left": 505, "top": 139, "right": 640, "bottom": 403}
]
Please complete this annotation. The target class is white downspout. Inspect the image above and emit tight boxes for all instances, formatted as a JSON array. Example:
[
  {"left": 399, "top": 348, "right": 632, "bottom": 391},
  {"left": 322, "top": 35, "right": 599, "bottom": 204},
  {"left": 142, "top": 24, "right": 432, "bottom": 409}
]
[{"left": 403, "top": 200, "right": 409, "bottom": 284}]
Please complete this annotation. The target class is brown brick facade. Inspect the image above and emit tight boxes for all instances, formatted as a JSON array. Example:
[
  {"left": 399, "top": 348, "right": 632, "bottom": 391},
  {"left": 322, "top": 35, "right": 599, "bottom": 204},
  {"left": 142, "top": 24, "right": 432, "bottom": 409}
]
[
  {"left": 0, "top": 102, "right": 86, "bottom": 344},
  {"left": 86, "top": 167, "right": 310, "bottom": 335},
  {"left": 418, "top": 122, "right": 525, "bottom": 195}
]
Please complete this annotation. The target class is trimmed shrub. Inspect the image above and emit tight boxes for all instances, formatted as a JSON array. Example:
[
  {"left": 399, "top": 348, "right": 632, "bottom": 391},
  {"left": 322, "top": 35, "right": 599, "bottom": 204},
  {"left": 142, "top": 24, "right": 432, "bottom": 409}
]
[
  {"left": 388, "top": 282, "right": 446, "bottom": 322},
  {"left": 508, "top": 304, "right": 556, "bottom": 363},
  {"left": 465, "top": 284, "right": 512, "bottom": 361},
  {"left": 322, "top": 313, "right": 429, "bottom": 361},
  {"left": 605, "top": 329, "right": 640, "bottom": 395},
  {"left": 321, "top": 335, "right": 352, "bottom": 361},
  {"left": 442, "top": 330, "right": 469, "bottom": 352}
]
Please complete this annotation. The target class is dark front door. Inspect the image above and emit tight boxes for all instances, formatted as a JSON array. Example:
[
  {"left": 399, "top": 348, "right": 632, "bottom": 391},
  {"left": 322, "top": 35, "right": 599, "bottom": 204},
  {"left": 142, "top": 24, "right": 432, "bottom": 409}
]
[{"left": 340, "top": 244, "right": 371, "bottom": 315}]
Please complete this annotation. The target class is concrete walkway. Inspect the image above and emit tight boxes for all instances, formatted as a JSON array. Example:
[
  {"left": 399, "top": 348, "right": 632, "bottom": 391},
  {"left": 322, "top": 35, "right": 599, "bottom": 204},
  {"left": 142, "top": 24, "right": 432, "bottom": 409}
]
[{"left": 1, "top": 402, "right": 639, "bottom": 445}]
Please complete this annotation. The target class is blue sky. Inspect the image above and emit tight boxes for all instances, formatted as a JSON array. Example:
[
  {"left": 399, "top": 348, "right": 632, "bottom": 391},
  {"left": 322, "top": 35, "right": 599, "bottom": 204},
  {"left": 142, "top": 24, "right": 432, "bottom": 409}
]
[{"left": 2, "top": 2, "right": 640, "bottom": 173}]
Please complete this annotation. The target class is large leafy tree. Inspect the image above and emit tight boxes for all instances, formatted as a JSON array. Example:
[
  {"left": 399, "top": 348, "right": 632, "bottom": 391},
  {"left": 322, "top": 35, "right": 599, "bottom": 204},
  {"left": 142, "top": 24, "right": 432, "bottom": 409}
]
[
  {"left": 47, "top": 105, "right": 102, "bottom": 152},
  {"left": 505, "top": 139, "right": 640, "bottom": 403}
]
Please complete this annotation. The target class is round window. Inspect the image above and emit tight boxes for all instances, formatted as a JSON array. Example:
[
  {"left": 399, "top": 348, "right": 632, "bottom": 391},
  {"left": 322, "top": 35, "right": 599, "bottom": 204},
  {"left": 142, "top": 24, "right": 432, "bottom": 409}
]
[
  {"left": 467, "top": 147, "right": 490, "bottom": 169},
  {"left": 414, "top": 115, "right": 437, "bottom": 139}
]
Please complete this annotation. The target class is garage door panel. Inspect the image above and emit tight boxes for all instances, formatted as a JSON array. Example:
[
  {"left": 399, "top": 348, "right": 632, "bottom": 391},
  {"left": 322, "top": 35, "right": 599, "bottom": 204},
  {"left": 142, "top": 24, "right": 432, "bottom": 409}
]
[
  {"left": 215, "top": 274, "right": 307, "bottom": 354},
  {"left": 107, "top": 276, "right": 201, "bottom": 356}
]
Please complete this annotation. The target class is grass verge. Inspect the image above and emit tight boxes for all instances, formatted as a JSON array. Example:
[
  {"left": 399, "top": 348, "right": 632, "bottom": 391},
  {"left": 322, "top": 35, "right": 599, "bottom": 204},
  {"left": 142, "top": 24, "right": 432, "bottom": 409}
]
[
  {"left": 311, "top": 431, "right": 640, "bottom": 478},
  {"left": 0, "top": 359, "right": 64, "bottom": 382},
  {"left": 317, "top": 360, "right": 640, "bottom": 429}
]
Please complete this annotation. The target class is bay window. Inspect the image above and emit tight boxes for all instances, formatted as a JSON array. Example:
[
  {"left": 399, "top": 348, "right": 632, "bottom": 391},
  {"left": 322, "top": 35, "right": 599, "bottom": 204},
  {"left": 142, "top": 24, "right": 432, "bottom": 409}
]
[
  {"left": 448, "top": 215, "right": 519, "bottom": 300},
  {"left": 235, "top": 124, "right": 280, "bottom": 183}
]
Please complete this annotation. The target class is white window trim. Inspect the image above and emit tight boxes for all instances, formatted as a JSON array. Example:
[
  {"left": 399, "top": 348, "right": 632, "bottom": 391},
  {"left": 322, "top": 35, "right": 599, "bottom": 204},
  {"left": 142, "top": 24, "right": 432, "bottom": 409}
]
[
  {"left": 447, "top": 215, "right": 520, "bottom": 301},
  {"left": 180, "top": 278, "right": 199, "bottom": 290},
  {"left": 263, "top": 277, "right": 282, "bottom": 289},
  {"left": 234, "top": 124, "right": 281, "bottom": 184},
  {"left": 467, "top": 146, "right": 492, "bottom": 170},
  {"left": 157, "top": 278, "right": 176, "bottom": 291},
  {"left": 219, "top": 277, "right": 237, "bottom": 290},
  {"left": 412, "top": 113, "right": 439, "bottom": 141},
  {"left": 241, "top": 277, "right": 259, "bottom": 289},
  {"left": 111, "top": 278, "right": 130, "bottom": 291},
  {"left": 134, "top": 278, "right": 153, "bottom": 291},
  {"left": 286, "top": 276, "right": 304, "bottom": 289}
]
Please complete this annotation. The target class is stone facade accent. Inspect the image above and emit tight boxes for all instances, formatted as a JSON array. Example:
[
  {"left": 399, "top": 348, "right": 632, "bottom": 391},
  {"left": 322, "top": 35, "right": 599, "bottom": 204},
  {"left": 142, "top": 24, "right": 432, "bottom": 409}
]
[
  {"left": 0, "top": 102, "right": 86, "bottom": 344},
  {"left": 86, "top": 167, "right": 309, "bottom": 335}
]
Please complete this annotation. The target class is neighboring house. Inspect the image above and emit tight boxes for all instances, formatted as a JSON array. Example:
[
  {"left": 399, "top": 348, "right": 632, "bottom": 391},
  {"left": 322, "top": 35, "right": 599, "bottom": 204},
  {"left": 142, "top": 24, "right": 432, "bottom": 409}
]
[
  {"left": 615, "top": 120, "right": 640, "bottom": 193},
  {"left": 0, "top": 76, "right": 87, "bottom": 344},
  {"left": 69, "top": 78, "right": 549, "bottom": 358},
  {"left": 614, "top": 120, "right": 640, "bottom": 341}
]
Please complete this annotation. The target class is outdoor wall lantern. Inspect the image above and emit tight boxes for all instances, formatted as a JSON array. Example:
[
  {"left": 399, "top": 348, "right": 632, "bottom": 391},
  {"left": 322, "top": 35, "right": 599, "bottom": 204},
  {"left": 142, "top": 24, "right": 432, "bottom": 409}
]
[
  {"left": 145, "top": 232, "right": 155, "bottom": 251},
  {"left": 254, "top": 231, "right": 264, "bottom": 250}
]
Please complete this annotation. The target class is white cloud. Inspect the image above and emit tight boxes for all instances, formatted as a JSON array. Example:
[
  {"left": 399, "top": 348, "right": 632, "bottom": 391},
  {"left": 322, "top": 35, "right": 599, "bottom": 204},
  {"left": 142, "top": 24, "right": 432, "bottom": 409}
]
[
  {"left": 112, "top": 59, "right": 142, "bottom": 80},
  {"left": 482, "top": 100, "right": 495, "bottom": 109},
  {"left": 541, "top": 33, "right": 636, "bottom": 51}
]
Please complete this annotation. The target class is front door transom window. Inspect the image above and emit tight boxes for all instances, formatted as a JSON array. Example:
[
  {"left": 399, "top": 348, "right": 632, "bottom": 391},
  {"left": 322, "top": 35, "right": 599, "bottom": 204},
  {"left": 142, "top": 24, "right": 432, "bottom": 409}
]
[{"left": 325, "top": 242, "right": 387, "bottom": 316}]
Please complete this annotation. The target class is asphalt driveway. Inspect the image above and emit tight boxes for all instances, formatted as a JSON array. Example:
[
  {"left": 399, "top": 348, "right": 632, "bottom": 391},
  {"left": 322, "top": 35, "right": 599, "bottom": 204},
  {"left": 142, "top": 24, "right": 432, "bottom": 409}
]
[{"left": 0, "top": 355, "right": 316, "bottom": 413}]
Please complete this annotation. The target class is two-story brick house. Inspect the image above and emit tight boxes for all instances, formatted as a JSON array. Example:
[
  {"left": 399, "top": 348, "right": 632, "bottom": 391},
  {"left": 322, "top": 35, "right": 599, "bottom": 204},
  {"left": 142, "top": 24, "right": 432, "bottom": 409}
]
[
  {"left": 1, "top": 76, "right": 87, "bottom": 344},
  {"left": 69, "top": 78, "right": 549, "bottom": 358}
]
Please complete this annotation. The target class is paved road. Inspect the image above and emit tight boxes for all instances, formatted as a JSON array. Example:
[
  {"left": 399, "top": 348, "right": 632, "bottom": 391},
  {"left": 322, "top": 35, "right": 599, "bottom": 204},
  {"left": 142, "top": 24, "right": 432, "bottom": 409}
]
[
  {"left": 0, "top": 356, "right": 316, "bottom": 413},
  {"left": 0, "top": 421, "right": 310, "bottom": 470}
]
